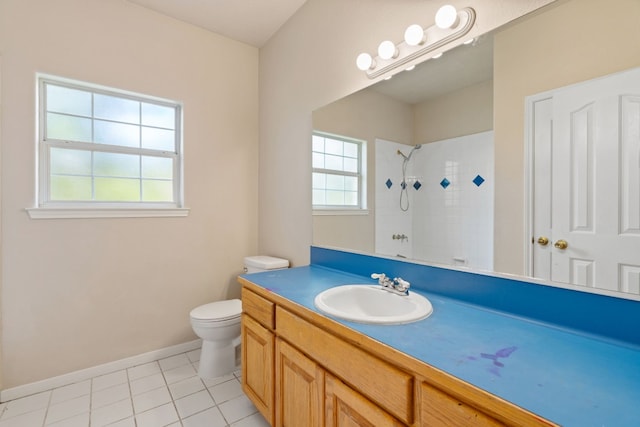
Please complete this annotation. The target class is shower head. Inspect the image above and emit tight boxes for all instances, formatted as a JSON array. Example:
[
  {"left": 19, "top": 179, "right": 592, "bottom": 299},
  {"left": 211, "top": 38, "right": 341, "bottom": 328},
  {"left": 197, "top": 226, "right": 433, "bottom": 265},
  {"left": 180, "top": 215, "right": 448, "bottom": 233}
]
[{"left": 398, "top": 144, "right": 422, "bottom": 161}]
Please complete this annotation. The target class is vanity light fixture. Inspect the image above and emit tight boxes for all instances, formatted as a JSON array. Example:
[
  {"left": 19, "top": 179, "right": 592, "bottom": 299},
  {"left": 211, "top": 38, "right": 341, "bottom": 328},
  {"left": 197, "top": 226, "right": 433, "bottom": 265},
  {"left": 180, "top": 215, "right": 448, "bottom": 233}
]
[
  {"left": 432, "top": 52, "right": 443, "bottom": 59},
  {"left": 355, "top": 4, "right": 475, "bottom": 79},
  {"left": 435, "top": 4, "right": 459, "bottom": 29},
  {"left": 378, "top": 40, "right": 399, "bottom": 60},
  {"left": 404, "top": 24, "right": 427, "bottom": 46}
]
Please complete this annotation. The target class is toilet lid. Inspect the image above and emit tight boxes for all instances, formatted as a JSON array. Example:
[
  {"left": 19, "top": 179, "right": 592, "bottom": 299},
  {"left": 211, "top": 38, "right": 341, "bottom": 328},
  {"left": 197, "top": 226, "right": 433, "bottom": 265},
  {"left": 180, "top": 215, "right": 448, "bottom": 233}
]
[{"left": 190, "top": 299, "right": 242, "bottom": 321}]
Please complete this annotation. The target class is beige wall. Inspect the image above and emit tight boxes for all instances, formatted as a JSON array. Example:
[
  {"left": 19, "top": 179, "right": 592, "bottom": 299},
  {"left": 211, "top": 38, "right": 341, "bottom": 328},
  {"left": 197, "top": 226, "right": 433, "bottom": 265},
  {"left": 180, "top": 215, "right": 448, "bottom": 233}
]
[
  {"left": 0, "top": 0, "right": 258, "bottom": 388},
  {"left": 414, "top": 79, "right": 493, "bottom": 144},
  {"left": 259, "top": 0, "right": 556, "bottom": 268},
  {"left": 493, "top": 0, "right": 640, "bottom": 275},
  {"left": 312, "top": 89, "right": 413, "bottom": 253}
]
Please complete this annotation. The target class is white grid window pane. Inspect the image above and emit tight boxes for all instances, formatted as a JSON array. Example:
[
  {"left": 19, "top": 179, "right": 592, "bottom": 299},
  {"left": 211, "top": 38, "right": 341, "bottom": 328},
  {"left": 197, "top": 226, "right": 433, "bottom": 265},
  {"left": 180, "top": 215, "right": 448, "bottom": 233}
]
[
  {"left": 312, "top": 132, "right": 364, "bottom": 209},
  {"left": 46, "top": 85, "right": 91, "bottom": 116},
  {"left": 94, "top": 94, "right": 140, "bottom": 124},
  {"left": 50, "top": 147, "right": 91, "bottom": 175},
  {"left": 40, "top": 77, "right": 181, "bottom": 207},
  {"left": 94, "top": 152, "right": 140, "bottom": 178},
  {"left": 46, "top": 113, "right": 92, "bottom": 142},
  {"left": 324, "top": 154, "right": 343, "bottom": 171}
]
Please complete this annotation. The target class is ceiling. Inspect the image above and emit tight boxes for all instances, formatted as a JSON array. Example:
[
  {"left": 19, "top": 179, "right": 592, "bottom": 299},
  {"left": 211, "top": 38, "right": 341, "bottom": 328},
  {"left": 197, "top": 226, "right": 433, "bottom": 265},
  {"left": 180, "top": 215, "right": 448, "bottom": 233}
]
[
  {"left": 127, "top": 0, "right": 308, "bottom": 47},
  {"left": 371, "top": 34, "right": 494, "bottom": 104}
]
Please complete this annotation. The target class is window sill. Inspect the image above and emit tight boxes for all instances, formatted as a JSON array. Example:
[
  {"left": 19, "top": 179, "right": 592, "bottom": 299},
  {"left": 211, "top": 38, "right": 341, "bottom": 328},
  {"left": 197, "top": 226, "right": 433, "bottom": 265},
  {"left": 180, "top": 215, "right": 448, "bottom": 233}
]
[
  {"left": 26, "top": 207, "right": 190, "bottom": 219},
  {"left": 313, "top": 209, "right": 369, "bottom": 216}
]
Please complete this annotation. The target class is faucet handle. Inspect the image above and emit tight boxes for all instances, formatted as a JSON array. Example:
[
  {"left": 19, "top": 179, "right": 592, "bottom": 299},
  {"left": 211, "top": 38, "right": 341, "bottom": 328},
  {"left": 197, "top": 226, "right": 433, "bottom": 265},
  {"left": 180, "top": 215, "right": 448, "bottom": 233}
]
[
  {"left": 371, "top": 273, "right": 385, "bottom": 280},
  {"left": 394, "top": 277, "right": 411, "bottom": 291}
]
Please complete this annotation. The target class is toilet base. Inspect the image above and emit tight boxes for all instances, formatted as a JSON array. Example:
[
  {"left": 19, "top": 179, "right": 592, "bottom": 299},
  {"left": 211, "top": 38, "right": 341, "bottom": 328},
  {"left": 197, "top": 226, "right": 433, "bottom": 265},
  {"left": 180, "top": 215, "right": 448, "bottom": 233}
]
[{"left": 197, "top": 338, "right": 240, "bottom": 379}]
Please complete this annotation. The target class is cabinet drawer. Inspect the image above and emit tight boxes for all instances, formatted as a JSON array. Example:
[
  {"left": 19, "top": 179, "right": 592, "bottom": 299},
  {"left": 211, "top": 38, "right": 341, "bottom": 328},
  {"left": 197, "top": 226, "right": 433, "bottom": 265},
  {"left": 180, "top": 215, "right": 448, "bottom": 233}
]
[
  {"left": 242, "top": 287, "right": 275, "bottom": 329},
  {"left": 276, "top": 306, "right": 414, "bottom": 424},
  {"left": 420, "top": 381, "right": 504, "bottom": 426}
]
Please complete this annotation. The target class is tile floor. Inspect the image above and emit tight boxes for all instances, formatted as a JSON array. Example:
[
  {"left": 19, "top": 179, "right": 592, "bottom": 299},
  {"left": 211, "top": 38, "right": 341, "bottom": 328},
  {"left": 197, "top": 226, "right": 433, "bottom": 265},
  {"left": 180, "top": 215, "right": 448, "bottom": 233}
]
[{"left": 0, "top": 348, "right": 270, "bottom": 427}]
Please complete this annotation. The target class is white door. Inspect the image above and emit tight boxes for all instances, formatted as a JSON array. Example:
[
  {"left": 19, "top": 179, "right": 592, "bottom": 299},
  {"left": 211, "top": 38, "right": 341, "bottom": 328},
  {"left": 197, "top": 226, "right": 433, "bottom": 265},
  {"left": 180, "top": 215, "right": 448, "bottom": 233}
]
[{"left": 529, "top": 67, "right": 640, "bottom": 294}]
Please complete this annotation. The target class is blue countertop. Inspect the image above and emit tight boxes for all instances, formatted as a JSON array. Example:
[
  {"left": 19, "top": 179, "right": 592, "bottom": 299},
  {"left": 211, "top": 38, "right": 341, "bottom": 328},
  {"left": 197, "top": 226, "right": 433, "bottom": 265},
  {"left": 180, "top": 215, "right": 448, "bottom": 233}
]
[{"left": 241, "top": 264, "right": 640, "bottom": 427}]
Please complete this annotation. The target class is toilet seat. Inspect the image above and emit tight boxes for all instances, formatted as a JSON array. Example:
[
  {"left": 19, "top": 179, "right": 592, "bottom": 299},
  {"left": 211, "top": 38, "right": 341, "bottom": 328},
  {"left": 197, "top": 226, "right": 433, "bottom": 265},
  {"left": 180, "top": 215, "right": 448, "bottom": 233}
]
[{"left": 190, "top": 299, "right": 241, "bottom": 322}]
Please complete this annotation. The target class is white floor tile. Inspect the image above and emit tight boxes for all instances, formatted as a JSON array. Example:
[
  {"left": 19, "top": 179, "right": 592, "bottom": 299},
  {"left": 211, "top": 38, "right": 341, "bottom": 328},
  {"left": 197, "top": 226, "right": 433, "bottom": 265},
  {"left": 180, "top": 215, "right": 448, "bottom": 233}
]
[
  {"left": 92, "top": 370, "right": 128, "bottom": 392},
  {"left": 218, "top": 395, "right": 257, "bottom": 425},
  {"left": 45, "top": 411, "right": 89, "bottom": 427},
  {"left": 209, "top": 379, "right": 243, "bottom": 404},
  {"left": 230, "top": 412, "right": 270, "bottom": 427},
  {"left": 168, "top": 376, "right": 205, "bottom": 400},
  {"left": 104, "top": 417, "right": 135, "bottom": 427},
  {"left": 186, "top": 349, "right": 201, "bottom": 363},
  {"left": 202, "top": 372, "right": 235, "bottom": 388},
  {"left": 127, "top": 362, "right": 161, "bottom": 381},
  {"left": 174, "top": 389, "right": 215, "bottom": 419},
  {"left": 132, "top": 386, "right": 172, "bottom": 414},
  {"left": 0, "top": 408, "right": 46, "bottom": 427},
  {"left": 90, "top": 398, "right": 133, "bottom": 427},
  {"left": 50, "top": 380, "right": 91, "bottom": 405},
  {"left": 91, "top": 383, "right": 130, "bottom": 409},
  {"left": 163, "top": 363, "right": 197, "bottom": 385},
  {"left": 182, "top": 406, "right": 227, "bottom": 427},
  {"left": 135, "top": 402, "right": 179, "bottom": 427},
  {"left": 0, "top": 391, "right": 51, "bottom": 420},
  {"left": 159, "top": 353, "right": 191, "bottom": 371},
  {"left": 130, "top": 373, "right": 166, "bottom": 396},
  {"left": 45, "top": 394, "right": 90, "bottom": 425},
  {"left": 0, "top": 347, "right": 264, "bottom": 427}
]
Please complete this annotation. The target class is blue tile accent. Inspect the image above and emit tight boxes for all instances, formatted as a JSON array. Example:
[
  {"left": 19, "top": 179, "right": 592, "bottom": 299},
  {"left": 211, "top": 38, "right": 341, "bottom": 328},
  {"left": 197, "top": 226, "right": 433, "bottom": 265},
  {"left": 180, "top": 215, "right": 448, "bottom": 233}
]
[
  {"left": 385, "top": 178, "right": 393, "bottom": 189},
  {"left": 413, "top": 180, "right": 422, "bottom": 190},
  {"left": 473, "top": 175, "right": 485, "bottom": 187},
  {"left": 440, "top": 178, "right": 450, "bottom": 189}
]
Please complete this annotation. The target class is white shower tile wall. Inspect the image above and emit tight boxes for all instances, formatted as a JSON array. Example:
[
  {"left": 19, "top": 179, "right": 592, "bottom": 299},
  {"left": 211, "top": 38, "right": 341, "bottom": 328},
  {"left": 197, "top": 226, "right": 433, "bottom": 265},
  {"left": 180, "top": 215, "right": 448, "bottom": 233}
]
[
  {"left": 0, "top": 349, "right": 269, "bottom": 427},
  {"left": 376, "top": 131, "right": 494, "bottom": 270}
]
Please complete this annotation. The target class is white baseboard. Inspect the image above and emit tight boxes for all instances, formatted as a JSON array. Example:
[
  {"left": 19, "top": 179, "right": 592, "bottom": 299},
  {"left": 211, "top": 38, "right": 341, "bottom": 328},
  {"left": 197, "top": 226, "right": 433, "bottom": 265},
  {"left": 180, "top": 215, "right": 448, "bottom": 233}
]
[{"left": 0, "top": 339, "right": 201, "bottom": 403}]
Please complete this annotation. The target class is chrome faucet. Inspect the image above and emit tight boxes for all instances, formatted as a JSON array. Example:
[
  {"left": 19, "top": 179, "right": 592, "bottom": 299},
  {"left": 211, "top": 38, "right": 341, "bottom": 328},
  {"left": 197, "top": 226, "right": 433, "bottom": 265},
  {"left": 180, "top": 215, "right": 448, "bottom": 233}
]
[{"left": 370, "top": 273, "right": 411, "bottom": 295}]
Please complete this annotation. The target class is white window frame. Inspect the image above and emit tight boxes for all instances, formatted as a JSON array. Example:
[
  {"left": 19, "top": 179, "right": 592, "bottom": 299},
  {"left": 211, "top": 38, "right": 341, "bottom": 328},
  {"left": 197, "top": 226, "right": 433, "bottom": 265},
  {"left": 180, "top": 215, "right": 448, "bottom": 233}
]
[
  {"left": 312, "top": 131, "right": 367, "bottom": 214},
  {"left": 28, "top": 74, "right": 188, "bottom": 219}
]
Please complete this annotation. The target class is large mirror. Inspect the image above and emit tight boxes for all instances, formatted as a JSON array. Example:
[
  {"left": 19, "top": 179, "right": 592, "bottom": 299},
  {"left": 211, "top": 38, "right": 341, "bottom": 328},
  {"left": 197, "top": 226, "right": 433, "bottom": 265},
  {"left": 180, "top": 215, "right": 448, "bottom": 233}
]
[{"left": 312, "top": 0, "right": 640, "bottom": 299}]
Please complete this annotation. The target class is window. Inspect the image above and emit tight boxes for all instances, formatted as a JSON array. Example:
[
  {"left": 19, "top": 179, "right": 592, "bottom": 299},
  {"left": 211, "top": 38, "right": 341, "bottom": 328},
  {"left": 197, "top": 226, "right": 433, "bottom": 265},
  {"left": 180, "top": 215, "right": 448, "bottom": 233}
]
[
  {"left": 32, "top": 75, "right": 185, "bottom": 218},
  {"left": 312, "top": 132, "right": 366, "bottom": 210}
]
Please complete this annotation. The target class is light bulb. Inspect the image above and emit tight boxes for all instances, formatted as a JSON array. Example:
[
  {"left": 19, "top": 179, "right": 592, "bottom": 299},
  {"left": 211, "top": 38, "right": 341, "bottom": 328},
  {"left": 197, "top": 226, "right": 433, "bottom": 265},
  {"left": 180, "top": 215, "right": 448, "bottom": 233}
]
[
  {"left": 435, "top": 5, "right": 459, "bottom": 29},
  {"left": 404, "top": 24, "right": 426, "bottom": 46},
  {"left": 356, "top": 53, "right": 375, "bottom": 71},
  {"left": 378, "top": 40, "right": 398, "bottom": 60}
]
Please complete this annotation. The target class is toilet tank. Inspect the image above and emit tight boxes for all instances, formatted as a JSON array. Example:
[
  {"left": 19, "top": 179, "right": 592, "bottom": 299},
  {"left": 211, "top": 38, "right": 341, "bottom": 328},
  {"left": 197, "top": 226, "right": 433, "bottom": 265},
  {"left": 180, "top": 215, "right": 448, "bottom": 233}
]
[{"left": 244, "top": 255, "right": 289, "bottom": 274}]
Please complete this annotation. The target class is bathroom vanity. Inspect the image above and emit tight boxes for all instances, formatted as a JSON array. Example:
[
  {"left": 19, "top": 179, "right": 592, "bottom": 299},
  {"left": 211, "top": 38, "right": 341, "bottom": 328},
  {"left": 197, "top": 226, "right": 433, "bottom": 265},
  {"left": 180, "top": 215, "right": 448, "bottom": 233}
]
[{"left": 238, "top": 247, "right": 640, "bottom": 427}]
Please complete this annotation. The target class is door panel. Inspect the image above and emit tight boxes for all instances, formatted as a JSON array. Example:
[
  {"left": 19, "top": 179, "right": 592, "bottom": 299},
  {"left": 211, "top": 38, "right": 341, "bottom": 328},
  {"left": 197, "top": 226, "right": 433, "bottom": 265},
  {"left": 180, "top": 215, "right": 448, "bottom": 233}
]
[{"left": 530, "top": 67, "right": 640, "bottom": 293}]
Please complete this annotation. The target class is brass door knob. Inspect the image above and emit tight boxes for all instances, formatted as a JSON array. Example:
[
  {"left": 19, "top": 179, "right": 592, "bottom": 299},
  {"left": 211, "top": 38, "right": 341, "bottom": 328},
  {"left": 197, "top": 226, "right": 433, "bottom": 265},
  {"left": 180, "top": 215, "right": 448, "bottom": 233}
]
[
  {"left": 537, "top": 236, "right": 549, "bottom": 246},
  {"left": 554, "top": 239, "right": 568, "bottom": 250}
]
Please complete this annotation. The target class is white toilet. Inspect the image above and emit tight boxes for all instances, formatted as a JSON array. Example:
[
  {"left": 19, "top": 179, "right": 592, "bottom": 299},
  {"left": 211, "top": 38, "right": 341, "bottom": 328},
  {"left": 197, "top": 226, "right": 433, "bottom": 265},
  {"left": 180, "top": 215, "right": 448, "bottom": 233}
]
[{"left": 190, "top": 255, "right": 289, "bottom": 379}]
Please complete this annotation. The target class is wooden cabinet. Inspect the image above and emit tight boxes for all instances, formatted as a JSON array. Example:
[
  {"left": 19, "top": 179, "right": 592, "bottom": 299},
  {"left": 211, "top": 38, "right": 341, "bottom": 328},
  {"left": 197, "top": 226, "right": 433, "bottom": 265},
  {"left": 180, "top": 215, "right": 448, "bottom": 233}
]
[
  {"left": 240, "top": 281, "right": 557, "bottom": 427},
  {"left": 241, "top": 313, "right": 274, "bottom": 425},
  {"left": 325, "top": 374, "right": 405, "bottom": 427},
  {"left": 275, "top": 338, "right": 324, "bottom": 426},
  {"left": 241, "top": 287, "right": 276, "bottom": 425}
]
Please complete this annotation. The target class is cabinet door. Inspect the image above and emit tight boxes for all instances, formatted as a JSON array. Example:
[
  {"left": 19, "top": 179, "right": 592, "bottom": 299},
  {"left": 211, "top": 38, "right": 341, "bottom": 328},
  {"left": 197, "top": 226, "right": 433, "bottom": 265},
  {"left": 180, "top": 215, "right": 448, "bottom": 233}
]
[
  {"left": 242, "top": 314, "right": 274, "bottom": 425},
  {"left": 420, "top": 382, "right": 505, "bottom": 426},
  {"left": 276, "top": 338, "right": 324, "bottom": 427},
  {"left": 325, "top": 374, "right": 404, "bottom": 427}
]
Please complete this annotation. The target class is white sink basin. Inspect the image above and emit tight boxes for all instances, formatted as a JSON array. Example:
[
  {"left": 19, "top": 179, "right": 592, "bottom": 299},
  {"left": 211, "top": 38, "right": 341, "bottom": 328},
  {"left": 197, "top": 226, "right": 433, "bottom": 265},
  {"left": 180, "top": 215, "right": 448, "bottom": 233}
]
[{"left": 314, "top": 285, "right": 433, "bottom": 325}]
